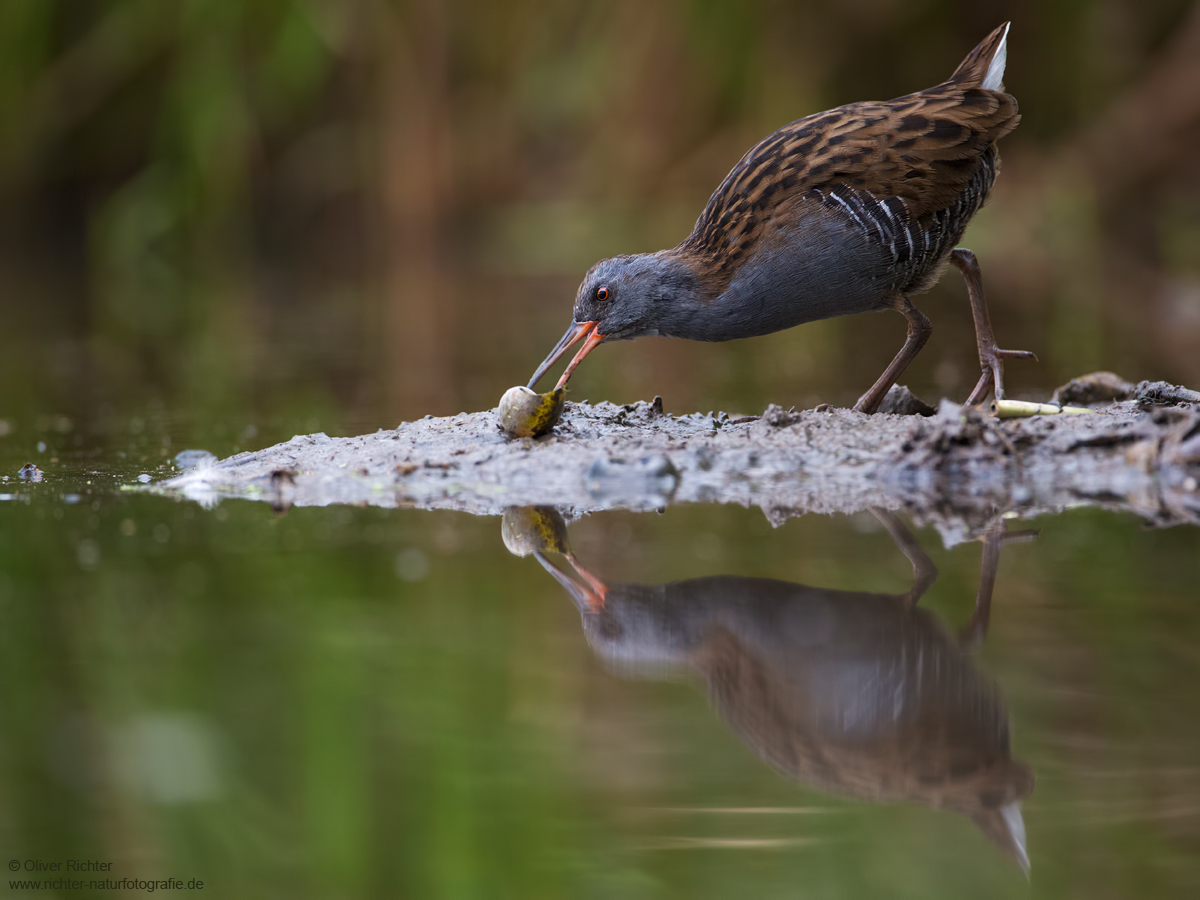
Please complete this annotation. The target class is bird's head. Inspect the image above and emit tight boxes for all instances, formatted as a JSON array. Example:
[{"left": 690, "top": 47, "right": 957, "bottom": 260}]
[{"left": 527, "top": 252, "right": 695, "bottom": 390}]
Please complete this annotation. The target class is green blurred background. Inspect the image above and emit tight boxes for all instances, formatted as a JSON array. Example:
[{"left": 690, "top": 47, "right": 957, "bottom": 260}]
[
  {"left": 4, "top": 493, "right": 1200, "bottom": 899},
  {"left": 2, "top": 0, "right": 1198, "bottom": 442}
]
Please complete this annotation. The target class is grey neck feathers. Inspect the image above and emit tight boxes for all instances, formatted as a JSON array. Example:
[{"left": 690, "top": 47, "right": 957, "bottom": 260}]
[{"left": 641, "top": 251, "right": 719, "bottom": 339}]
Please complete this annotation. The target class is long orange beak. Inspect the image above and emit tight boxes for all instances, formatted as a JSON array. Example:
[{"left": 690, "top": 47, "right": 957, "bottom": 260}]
[
  {"left": 533, "top": 551, "right": 609, "bottom": 612},
  {"left": 527, "top": 320, "right": 604, "bottom": 391}
]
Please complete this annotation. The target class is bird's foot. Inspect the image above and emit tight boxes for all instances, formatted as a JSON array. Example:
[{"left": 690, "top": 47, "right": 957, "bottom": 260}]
[{"left": 965, "top": 345, "right": 1038, "bottom": 407}]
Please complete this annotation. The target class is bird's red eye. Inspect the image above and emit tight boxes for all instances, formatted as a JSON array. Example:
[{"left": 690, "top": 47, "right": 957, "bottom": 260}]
[{"left": 595, "top": 286, "right": 610, "bottom": 301}]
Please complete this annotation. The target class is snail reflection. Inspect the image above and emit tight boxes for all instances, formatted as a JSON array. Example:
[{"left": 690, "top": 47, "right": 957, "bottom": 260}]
[{"left": 504, "top": 507, "right": 1035, "bottom": 871}]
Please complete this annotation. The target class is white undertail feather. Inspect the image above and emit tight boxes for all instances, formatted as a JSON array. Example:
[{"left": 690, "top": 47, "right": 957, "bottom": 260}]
[
  {"left": 981, "top": 23, "right": 1010, "bottom": 91},
  {"left": 1001, "top": 801, "right": 1030, "bottom": 875}
]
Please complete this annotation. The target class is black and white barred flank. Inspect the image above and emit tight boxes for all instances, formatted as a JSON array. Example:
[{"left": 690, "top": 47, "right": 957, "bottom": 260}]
[{"left": 814, "top": 144, "right": 999, "bottom": 296}]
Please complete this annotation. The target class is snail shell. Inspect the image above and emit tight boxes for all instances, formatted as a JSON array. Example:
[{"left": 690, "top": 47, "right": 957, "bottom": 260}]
[{"left": 498, "top": 386, "right": 565, "bottom": 438}]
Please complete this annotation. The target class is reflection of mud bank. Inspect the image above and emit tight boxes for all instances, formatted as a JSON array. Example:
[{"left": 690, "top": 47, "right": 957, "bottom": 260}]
[{"left": 158, "top": 378, "right": 1200, "bottom": 539}]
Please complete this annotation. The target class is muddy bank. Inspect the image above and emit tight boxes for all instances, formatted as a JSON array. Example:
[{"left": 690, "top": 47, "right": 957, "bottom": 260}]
[{"left": 155, "top": 375, "right": 1200, "bottom": 541}]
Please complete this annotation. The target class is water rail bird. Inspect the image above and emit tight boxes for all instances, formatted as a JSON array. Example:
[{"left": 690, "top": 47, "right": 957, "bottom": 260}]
[{"left": 527, "top": 23, "right": 1034, "bottom": 412}]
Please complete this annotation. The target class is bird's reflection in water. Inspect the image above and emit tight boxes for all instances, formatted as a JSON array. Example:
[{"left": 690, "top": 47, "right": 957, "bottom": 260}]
[{"left": 503, "top": 507, "right": 1036, "bottom": 871}]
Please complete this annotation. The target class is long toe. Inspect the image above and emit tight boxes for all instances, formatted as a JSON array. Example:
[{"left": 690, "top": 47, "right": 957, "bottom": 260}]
[
  {"left": 970, "top": 344, "right": 1037, "bottom": 405},
  {"left": 992, "top": 348, "right": 1037, "bottom": 400},
  {"left": 965, "top": 371, "right": 992, "bottom": 406},
  {"left": 990, "top": 359, "right": 1007, "bottom": 401}
]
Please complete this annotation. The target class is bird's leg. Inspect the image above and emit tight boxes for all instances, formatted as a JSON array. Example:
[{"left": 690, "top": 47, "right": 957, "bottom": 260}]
[
  {"left": 869, "top": 507, "right": 938, "bottom": 610},
  {"left": 853, "top": 296, "right": 932, "bottom": 414},
  {"left": 950, "top": 248, "right": 1037, "bottom": 406},
  {"left": 960, "top": 522, "right": 1039, "bottom": 648}
]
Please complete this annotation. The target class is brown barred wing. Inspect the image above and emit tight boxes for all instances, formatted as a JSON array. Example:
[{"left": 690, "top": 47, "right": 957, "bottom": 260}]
[{"left": 681, "top": 84, "right": 1019, "bottom": 278}]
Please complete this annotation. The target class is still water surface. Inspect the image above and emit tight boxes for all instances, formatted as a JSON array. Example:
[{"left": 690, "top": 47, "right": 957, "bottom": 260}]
[{"left": 2, "top": 414, "right": 1199, "bottom": 899}]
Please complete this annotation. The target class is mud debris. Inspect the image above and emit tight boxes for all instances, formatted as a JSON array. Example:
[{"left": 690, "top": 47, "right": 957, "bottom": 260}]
[{"left": 156, "top": 374, "right": 1200, "bottom": 542}]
